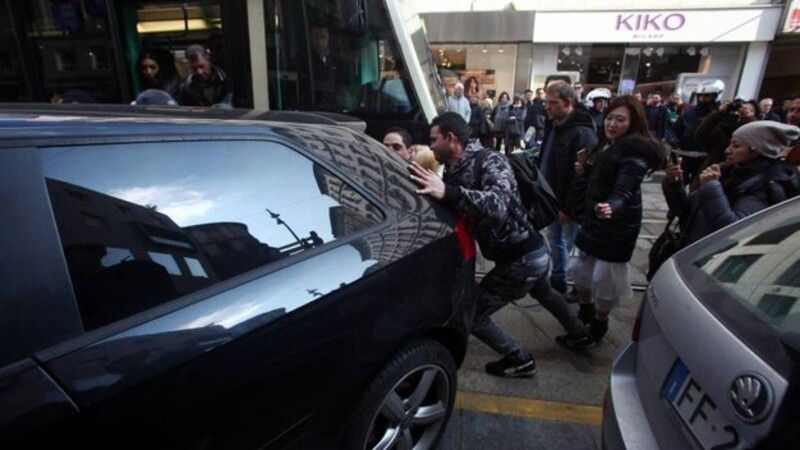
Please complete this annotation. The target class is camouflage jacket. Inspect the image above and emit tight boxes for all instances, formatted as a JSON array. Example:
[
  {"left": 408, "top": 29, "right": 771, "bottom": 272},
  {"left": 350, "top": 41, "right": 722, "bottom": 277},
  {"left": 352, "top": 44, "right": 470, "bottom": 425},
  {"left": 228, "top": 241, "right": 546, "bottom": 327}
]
[{"left": 442, "top": 141, "right": 543, "bottom": 262}]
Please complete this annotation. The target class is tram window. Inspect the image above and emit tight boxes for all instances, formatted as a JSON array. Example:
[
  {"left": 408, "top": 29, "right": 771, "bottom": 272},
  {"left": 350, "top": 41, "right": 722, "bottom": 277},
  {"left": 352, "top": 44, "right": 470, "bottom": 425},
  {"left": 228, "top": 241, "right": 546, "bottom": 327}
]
[
  {"left": 23, "top": 0, "right": 120, "bottom": 103},
  {"left": 266, "top": 0, "right": 417, "bottom": 117},
  {"left": 0, "top": 5, "right": 25, "bottom": 101}
]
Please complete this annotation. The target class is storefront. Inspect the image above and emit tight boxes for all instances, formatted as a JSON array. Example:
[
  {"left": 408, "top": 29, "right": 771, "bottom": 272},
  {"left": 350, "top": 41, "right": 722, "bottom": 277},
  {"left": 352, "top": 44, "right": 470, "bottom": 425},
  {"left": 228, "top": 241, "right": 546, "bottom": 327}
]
[
  {"left": 532, "top": 6, "right": 783, "bottom": 101},
  {"left": 760, "top": 0, "right": 800, "bottom": 103},
  {"left": 421, "top": 10, "right": 535, "bottom": 99}
]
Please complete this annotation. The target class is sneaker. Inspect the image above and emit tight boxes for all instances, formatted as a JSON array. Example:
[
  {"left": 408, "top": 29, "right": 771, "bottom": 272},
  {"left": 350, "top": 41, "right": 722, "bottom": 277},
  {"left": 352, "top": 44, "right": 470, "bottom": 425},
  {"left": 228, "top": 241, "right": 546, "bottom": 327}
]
[
  {"left": 551, "top": 277, "right": 567, "bottom": 294},
  {"left": 578, "top": 303, "right": 596, "bottom": 325},
  {"left": 485, "top": 353, "right": 537, "bottom": 378}
]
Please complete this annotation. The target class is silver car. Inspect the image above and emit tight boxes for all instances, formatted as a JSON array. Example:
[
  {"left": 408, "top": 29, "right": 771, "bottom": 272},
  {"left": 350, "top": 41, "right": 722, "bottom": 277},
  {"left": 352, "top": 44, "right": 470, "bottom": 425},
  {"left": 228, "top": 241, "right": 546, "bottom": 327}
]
[{"left": 603, "top": 197, "right": 799, "bottom": 449}]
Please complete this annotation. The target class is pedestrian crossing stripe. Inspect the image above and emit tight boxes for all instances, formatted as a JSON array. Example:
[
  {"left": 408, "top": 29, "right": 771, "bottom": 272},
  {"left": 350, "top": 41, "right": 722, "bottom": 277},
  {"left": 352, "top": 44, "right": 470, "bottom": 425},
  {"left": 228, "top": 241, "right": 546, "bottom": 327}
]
[{"left": 456, "top": 391, "right": 603, "bottom": 426}]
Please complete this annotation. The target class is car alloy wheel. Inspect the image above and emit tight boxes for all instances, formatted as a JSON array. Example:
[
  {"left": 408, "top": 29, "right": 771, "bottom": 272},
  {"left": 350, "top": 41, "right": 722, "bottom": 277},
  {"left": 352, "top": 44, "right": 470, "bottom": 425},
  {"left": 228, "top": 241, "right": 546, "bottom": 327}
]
[{"left": 364, "top": 364, "right": 451, "bottom": 450}]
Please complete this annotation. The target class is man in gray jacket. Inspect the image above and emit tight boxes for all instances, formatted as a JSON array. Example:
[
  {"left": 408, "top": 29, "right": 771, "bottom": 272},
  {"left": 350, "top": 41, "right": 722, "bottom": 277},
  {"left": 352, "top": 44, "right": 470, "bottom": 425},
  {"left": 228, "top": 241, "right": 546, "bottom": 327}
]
[{"left": 446, "top": 83, "right": 472, "bottom": 123}]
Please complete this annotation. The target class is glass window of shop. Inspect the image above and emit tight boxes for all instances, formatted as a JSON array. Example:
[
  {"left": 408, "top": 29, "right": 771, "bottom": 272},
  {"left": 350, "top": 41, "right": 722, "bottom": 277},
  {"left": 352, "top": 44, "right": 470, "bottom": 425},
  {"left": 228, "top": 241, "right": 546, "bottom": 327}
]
[
  {"left": 23, "top": 0, "right": 121, "bottom": 103},
  {"left": 431, "top": 44, "right": 513, "bottom": 102},
  {"left": 558, "top": 44, "right": 706, "bottom": 96},
  {"left": 265, "top": 0, "right": 418, "bottom": 118}
]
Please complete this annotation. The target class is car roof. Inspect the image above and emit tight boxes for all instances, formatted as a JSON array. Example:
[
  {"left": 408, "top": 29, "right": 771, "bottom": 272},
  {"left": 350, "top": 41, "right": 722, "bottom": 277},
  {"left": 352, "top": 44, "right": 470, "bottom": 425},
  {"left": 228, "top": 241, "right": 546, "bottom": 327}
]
[
  {"left": 0, "top": 103, "right": 367, "bottom": 138},
  {"left": 0, "top": 106, "right": 413, "bottom": 208},
  {"left": 0, "top": 110, "right": 339, "bottom": 145}
]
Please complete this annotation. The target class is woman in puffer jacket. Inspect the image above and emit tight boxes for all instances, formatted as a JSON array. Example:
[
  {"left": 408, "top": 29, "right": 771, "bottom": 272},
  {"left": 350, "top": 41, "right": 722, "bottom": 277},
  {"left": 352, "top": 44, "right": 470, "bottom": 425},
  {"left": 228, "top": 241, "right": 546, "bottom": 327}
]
[
  {"left": 662, "top": 121, "right": 800, "bottom": 248},
  {"left": 558, "top": 95, "right": 667, "bottom": 349}
]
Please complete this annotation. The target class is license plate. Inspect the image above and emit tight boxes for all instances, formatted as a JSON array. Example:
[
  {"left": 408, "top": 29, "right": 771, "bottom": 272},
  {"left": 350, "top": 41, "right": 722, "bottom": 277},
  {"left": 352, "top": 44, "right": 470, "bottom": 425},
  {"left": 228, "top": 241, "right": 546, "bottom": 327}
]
[{"left": 662, "top": 359, "right": 743, "bottom": 450}]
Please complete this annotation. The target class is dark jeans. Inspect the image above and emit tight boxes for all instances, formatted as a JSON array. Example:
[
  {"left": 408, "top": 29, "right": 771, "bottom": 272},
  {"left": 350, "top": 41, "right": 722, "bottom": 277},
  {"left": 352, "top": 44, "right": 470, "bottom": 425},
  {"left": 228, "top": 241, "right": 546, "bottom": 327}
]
[
  {"left": 528, "top": 273, "right": 585, "bottom": 334},
  {"left": 472, "top": 247, "right": 548, "bottom": 358}
]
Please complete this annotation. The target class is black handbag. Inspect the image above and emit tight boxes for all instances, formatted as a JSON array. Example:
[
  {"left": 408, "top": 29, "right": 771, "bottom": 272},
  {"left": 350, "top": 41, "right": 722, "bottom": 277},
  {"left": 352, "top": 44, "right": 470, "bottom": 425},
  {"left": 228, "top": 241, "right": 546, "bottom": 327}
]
[
  {"left": 647, "top": 188, "right": 704, "bottom": 281},
  {"left": 646, "top": 214, "right": 683, "bottom": 281}
]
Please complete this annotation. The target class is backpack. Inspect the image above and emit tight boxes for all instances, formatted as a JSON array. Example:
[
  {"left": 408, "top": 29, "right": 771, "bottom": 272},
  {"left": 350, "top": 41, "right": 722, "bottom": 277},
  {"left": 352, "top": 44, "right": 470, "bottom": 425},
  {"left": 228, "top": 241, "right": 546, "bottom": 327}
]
[{"left": 472, "top": 149, "right": 560, "bottom": 231}]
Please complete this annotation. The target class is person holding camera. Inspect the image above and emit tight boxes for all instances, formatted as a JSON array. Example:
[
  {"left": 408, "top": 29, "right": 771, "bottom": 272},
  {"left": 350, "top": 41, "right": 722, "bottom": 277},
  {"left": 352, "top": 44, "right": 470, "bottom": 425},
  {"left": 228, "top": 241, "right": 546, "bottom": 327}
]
[
  {"left": 694, "top": 99, "right": 759, "bottom": 170},
  {"left": 662, "top": 121, "right": 800, "bottom": 248}
]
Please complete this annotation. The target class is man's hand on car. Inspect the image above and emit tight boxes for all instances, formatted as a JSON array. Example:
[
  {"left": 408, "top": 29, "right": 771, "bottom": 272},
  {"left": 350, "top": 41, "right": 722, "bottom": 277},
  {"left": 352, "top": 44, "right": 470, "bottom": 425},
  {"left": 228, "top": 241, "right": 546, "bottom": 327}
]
[{"left": 409, "top": 161, "right": 445, "bottom": 200}]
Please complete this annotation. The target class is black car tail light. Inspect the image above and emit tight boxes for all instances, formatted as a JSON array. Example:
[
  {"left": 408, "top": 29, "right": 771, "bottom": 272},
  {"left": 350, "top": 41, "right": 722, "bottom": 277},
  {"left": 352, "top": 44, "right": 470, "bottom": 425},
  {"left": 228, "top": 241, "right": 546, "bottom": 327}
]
[{"left": 454, "top": 213, "right": 475, "bottom": 261}]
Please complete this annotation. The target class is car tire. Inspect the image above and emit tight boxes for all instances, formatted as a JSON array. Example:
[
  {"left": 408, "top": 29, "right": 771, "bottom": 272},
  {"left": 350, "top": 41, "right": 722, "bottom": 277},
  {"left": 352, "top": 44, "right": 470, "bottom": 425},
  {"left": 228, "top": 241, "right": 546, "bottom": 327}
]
[{"left": 341, "top": 339, "right": 457, "bottom": 450}]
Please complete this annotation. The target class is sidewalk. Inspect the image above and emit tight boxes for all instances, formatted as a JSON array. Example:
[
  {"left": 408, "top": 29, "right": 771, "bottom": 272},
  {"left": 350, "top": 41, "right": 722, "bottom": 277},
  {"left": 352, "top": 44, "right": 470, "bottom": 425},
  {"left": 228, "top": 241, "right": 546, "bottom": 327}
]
[{"left": 465, "top": 179, "right": 669, "bottom": 405}]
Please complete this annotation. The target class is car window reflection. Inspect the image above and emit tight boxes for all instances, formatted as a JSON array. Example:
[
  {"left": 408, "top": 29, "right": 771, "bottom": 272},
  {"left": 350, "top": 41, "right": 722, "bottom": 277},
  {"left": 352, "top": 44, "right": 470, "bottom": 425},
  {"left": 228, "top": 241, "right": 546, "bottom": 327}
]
[{"left": 39, "top": 140, "right": 384, "bottom": 330}]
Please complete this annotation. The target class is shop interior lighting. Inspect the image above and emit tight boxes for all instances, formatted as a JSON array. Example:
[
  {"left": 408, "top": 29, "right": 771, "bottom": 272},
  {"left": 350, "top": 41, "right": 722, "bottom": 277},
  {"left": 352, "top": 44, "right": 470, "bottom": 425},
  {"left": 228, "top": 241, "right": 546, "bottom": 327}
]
[
  {"left": 482, "top": 48, "right": 488, "bottom": 53},
  {"left": 643, "top": 47, "right": 654, "bottom": 57},
  {"left": 686, "top": 45, "right": 697, "bottom": 56},
  {"left": 498, "top": 48, "right": 504, "bottom": 53},
  {"left": 575, "top": 46, "right": 583, "bottom": 56},
  {"left": 699, "top": 47, "right": 709, "bottom": 57},
  {"left": 656, "top": 47, "right": 665, "bottom": 57},
  {"left": 561, "top": 46, "right": 571, "bottom": 56}
]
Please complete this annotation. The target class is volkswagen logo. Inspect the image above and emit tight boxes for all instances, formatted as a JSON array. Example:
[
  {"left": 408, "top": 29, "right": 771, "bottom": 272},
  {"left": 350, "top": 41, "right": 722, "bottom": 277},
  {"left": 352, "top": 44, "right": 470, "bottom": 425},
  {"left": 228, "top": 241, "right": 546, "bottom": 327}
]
[{"left": 729, "top": 373, "right": 773, "bottom": 423}]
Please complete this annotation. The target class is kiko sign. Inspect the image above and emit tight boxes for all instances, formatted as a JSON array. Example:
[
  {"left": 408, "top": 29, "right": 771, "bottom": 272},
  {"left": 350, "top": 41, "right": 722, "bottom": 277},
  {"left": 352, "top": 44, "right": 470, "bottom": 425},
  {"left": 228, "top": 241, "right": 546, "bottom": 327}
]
[
  {"left": 533, "top": 8, "right": 782, "bottom": 43},
  {"left": 615, "top": 13, "right": 686, "bottom": 32}
]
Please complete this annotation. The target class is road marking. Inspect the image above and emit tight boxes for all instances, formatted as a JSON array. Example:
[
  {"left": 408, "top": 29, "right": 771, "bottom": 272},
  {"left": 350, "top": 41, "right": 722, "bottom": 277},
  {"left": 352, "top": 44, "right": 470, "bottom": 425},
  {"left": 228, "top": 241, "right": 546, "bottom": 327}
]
[{"left": 456, "top": 391, "right": 603, "bottom": 426}]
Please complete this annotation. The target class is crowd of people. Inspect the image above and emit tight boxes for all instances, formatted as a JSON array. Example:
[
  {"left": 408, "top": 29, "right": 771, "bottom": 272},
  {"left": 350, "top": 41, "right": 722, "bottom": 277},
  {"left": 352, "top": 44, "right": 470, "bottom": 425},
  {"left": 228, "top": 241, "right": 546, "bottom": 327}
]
[{"left": 390, "top": 80, "right": 800, "bottom": 378}]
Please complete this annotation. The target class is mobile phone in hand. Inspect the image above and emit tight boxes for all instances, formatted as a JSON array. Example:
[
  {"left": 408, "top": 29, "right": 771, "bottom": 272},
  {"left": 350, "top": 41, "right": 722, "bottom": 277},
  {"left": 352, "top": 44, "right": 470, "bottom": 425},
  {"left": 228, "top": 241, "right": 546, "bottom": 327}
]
[{"left": 576, "top": 149, "right": 588, "bottom": 164}]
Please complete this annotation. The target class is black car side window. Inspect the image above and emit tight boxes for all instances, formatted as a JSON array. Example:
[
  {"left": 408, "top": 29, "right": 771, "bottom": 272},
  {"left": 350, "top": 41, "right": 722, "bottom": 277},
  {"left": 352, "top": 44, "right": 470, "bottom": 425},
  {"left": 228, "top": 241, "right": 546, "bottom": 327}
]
[{"left": 38, "top": 140, "right": 384, "bottom": 330}]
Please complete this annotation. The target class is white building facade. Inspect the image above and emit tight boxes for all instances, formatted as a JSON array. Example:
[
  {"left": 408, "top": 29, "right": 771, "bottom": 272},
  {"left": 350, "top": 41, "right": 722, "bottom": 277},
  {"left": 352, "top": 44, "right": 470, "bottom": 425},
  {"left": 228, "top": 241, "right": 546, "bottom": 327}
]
[{"left": 410, "top": 0, "right": 786, "bottom": 100}]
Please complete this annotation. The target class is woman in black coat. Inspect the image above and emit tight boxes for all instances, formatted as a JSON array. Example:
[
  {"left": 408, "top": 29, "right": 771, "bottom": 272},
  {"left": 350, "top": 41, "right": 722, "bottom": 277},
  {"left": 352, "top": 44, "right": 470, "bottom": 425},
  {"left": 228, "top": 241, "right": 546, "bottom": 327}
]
[
  {"left": 663, "top": 120, "right": 800, "bottom": 248},
  {"left": 558, "top": 96, "right": 666, "bottom": 348}
]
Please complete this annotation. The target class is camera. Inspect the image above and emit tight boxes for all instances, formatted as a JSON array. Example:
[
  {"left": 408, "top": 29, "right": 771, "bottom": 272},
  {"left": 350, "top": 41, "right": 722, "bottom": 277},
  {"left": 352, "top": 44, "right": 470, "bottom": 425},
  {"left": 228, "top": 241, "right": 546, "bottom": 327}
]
[{"left": 726, "top": 99, "right": 744, "bottom": 114}]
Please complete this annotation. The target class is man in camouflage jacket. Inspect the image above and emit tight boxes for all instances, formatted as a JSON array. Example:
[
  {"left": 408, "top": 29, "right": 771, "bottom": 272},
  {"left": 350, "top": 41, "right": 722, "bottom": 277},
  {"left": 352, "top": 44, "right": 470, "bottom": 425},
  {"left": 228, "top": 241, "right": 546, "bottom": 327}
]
[{"left": 410, "top": 112, "right": 586, "bottom": 377}]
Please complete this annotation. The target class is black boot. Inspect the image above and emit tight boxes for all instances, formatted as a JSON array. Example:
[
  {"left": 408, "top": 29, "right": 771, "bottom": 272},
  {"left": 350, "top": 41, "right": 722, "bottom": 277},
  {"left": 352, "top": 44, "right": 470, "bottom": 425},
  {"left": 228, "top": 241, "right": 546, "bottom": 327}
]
[
  {"left": 557, "top": 318, "right": 608, "bottom": 349},
  {"left": 551, "top": 277, "right": 567, "bottom": 294},
  {"left": 578, "top": 303, "right": 596, "bottom": 325}
]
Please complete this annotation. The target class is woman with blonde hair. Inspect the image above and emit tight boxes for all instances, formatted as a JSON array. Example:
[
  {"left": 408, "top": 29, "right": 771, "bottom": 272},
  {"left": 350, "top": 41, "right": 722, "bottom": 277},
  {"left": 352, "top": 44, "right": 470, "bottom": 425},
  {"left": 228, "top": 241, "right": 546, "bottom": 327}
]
[{"left": 410, "top": 145, "right": 442, "bottom": 175}]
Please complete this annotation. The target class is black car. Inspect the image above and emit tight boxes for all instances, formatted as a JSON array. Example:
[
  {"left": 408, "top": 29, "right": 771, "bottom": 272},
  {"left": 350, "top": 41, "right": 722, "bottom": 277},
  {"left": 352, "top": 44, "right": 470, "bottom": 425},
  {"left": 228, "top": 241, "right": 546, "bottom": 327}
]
[{"left": 0, "top": 110, "right": 477, "bottom": 449}]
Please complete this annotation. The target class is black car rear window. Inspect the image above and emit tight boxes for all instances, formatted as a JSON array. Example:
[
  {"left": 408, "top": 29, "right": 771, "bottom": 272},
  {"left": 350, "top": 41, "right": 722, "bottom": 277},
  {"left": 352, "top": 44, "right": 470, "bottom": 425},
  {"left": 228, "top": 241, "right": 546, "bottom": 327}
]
[
  {"left": 676, "top": 199, "right": 800, "bottom": 375},
  {"left": 38, "top": 140, "right": 384, "bottom": 331}
]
